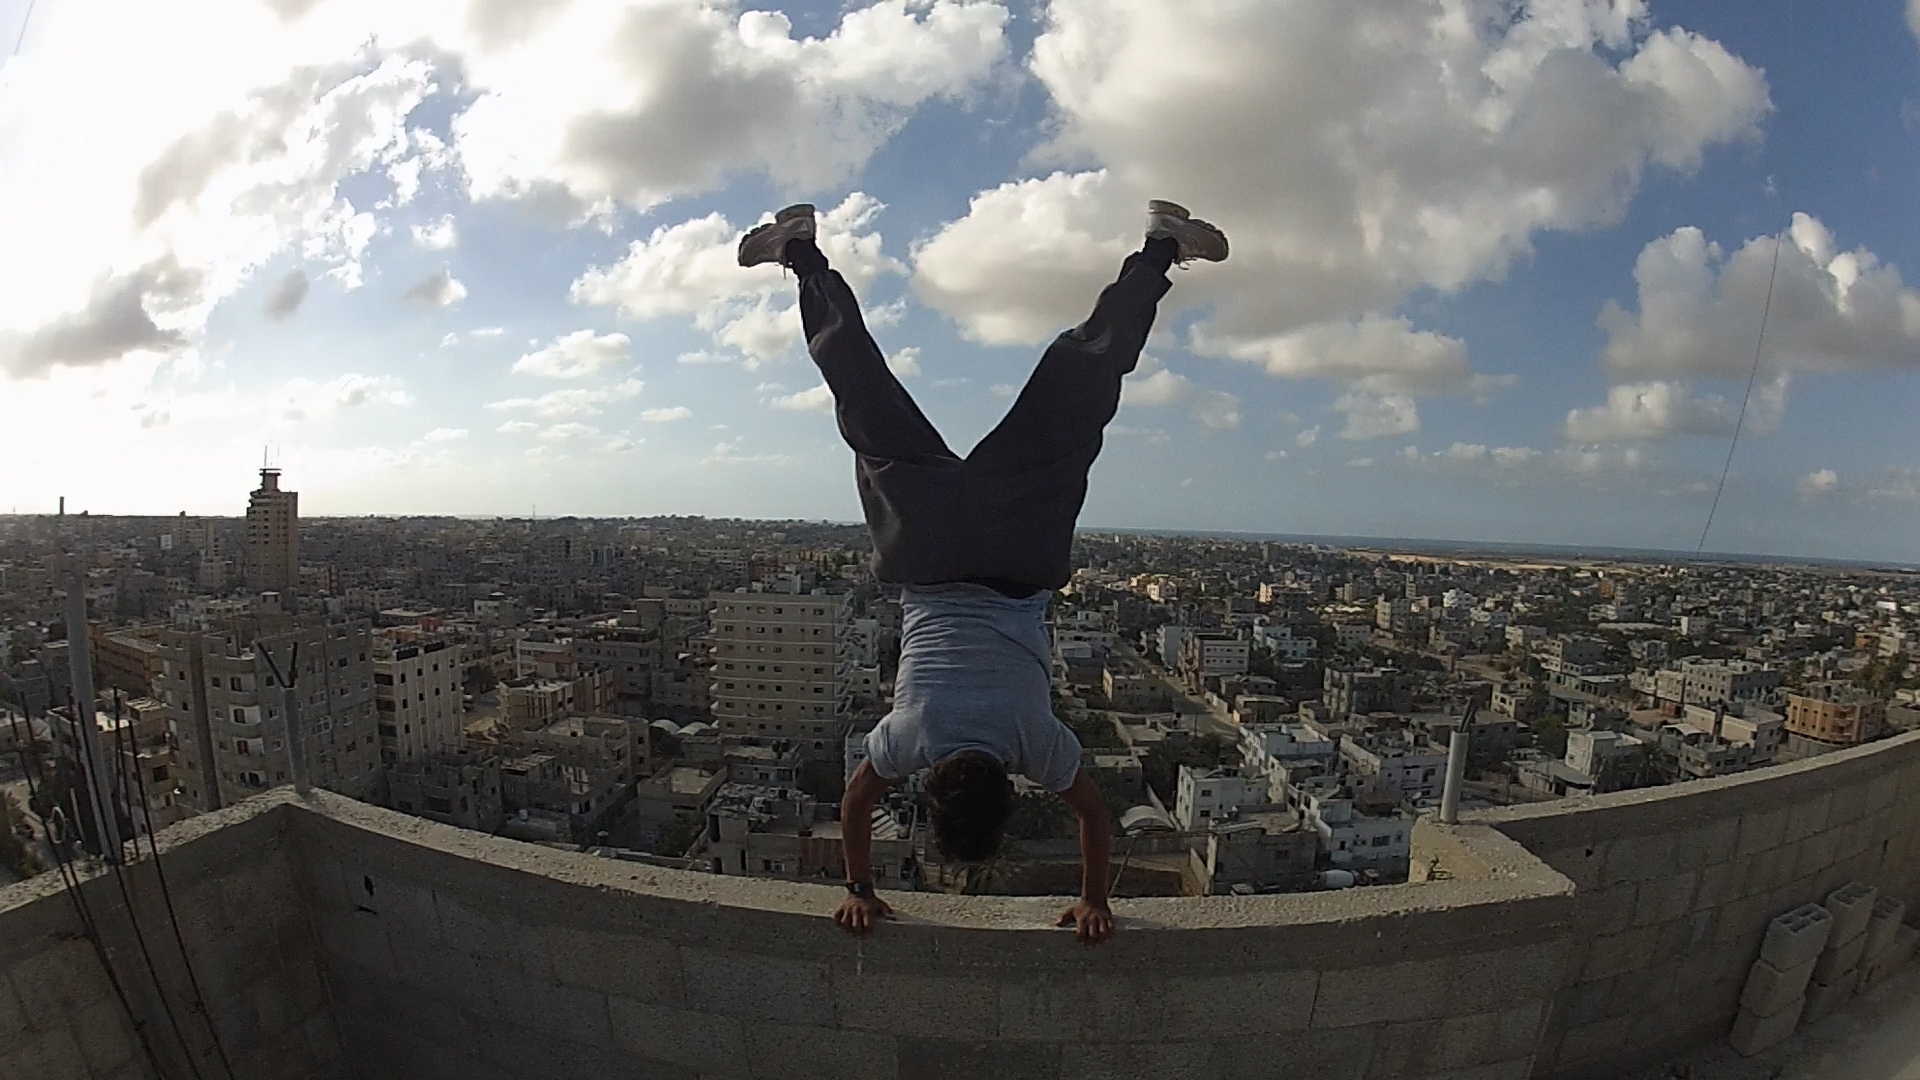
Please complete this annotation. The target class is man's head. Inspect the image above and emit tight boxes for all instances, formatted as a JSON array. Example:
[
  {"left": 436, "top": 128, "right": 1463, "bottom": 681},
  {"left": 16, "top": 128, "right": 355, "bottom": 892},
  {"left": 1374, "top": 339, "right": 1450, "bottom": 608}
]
[{"left": 924, "top": 750, "right": 1014, "bottom": 863}]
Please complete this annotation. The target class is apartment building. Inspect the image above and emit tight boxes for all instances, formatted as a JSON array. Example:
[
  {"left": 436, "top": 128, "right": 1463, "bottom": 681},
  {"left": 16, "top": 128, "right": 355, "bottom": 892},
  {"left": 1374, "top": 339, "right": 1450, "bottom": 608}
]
[
  {"left": 374, "top": 639, "right": 464, "bottom": 767},
  {"left": 708, "top": 590, "right": 852, "bottom": 755},
  {"left": 1786, "top": 681, "right": 1888, "bottom": 756}
]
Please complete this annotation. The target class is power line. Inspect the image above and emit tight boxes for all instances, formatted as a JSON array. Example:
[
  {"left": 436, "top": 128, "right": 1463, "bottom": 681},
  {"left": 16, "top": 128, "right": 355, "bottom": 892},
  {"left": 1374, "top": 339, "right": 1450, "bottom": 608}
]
[
  {"left": 1695, "top": 0, "right": 1794, "bottom": 554},
  {"left": 9, "top": 0, "right": 36, "bottom": 58}
]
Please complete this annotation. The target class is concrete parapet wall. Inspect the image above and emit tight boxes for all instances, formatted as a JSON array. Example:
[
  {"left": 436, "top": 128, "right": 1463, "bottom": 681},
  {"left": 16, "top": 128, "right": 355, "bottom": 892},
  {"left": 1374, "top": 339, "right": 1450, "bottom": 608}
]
[
  {"left": 4, "top": 729, "right": 1918, "bottom": 1080},
  {"left": 0, "top": 793, "right": 343, "bottom": 1080},
  {"left": 1470, "top": 729, "right": 1920, "bottom": 1079},
  {"left": 288, "top": 791, "right": 1575, "bottom": 1080}
]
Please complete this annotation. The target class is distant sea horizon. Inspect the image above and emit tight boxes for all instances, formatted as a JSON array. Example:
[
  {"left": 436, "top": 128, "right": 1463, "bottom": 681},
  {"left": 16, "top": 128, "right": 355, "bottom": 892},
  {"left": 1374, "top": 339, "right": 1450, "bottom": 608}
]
[{"left": 7, "top": 511, "right": 1914, "bottom": 572}]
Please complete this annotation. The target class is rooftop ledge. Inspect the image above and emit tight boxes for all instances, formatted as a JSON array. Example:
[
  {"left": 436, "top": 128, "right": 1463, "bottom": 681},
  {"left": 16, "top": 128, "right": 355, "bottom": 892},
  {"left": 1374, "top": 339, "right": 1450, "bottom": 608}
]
[{"left": 5, "top": 730, "right": 1919, "bottom": 1080}]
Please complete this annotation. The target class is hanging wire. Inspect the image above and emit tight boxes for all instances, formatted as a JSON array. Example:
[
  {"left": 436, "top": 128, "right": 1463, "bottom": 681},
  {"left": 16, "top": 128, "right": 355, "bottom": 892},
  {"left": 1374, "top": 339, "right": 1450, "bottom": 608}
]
[
  {"left": 7, "top": 697, "right": 175, "bottom": 1080},
  {"left": 98, "top": 695, "right": 209, "bottom": 1080},
  {"left": 9, "top": 0, "right": 35, "bottom": 57},
  {"left": 123, "top": 693, "right": 240, "bottom": 1080},
  {"left": 1696, "top": 0, "right": 1794, "bottom": 553}
]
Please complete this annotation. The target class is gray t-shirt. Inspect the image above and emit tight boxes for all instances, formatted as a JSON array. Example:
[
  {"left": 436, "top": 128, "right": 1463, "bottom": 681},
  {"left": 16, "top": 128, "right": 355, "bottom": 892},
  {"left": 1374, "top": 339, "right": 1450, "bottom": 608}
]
[{"left": 865, "top": 584, "right": 1083, "bottom": 793}]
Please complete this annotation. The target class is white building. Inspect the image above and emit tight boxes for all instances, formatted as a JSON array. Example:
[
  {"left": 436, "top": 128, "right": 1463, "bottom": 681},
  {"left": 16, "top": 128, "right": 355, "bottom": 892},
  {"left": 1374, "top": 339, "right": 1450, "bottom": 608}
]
[
  {"left": 1337, "top": 732, "right": 1448, "bottom": 805},
  {"left": 1565, "top": 730, "right": 1643, "bottom": 778},
  {"left": 708, "top": 590, "right": 853, "bottom": 756},
  {"left": 1253, "top": 623, "right": 1313, "bottom": 660},
  {"left": 374, "top": 639, "right": 464, "bottom": 767},
  {"left": 1174, "top": 766, "right": 1268, "bottom": 831},
  {"left": 1288, "top": 777, "right": 1410, "bottom": 873}
]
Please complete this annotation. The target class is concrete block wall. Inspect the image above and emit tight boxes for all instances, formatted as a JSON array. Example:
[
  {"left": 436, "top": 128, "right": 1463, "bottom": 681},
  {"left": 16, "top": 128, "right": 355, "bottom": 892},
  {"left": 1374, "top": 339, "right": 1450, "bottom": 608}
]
[
  {"left": 287, "top": 793, "right": 1578, "bottom": 1080},
  {"left": 1472, "top": 730, "right": 1920, "bottom": 1079},
  {"left": 0, "top": 795, "right": 345, "bottom": 1080}
]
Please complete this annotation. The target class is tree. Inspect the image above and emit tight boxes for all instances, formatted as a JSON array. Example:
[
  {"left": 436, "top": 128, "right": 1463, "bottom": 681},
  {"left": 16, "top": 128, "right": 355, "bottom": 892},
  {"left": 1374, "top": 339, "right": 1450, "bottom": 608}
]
[
  {"left": 1141, "top": 732, "right": 1235, "bottom": 804},
  {"left": 463, "top": 664, "right": 498, "bottom": 695},
  {"left": 1057, "top": 708, "right": 1125, "bottom": 750},
  {"left": 655, "top": 812, "right": 704, "bottom": 858},
  {"left": 1006, "top": 791, "right": 1073, "bottom": 842},
  {"left": 0, "top": 792, "right": 43, "bottom": 881}
]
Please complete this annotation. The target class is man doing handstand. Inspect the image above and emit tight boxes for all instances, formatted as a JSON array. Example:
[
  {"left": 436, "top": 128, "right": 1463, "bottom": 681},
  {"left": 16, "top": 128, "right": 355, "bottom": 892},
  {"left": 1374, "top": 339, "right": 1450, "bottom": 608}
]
[{"left": 737, "top": 200, "right": 1228, "bottom": 945}]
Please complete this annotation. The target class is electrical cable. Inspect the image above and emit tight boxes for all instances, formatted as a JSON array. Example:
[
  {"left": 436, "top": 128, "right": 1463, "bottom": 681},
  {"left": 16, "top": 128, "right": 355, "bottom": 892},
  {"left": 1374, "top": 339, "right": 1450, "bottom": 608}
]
[
  {"left": 125, "top": 693, "right": 240, "bottom": 1080},
  {"left": 101, "top": 693, "right": 210, "bottom": 1080},
  {"left": 8, "top": 701, "right": 175, "bottom": 1080},
  {"left": 9, "top": 0, "right": 36, "bottom": 58},
  {"left": 1696, "top": 0, "right": 1794, "bottom": 554}
]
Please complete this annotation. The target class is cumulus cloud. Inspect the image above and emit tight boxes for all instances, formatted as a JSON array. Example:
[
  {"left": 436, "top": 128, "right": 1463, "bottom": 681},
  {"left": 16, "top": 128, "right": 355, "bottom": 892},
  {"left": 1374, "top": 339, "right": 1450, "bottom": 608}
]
[
  {"left": 1295, "top": 426, "right": 1320, "bottom": 449},
  {"left": 1564, "top": 377, "right": 1787, "bottom": 442},
  {"left": 1598, "top": 215, "right": 1920, "bottom": 390},
  {"left": 451, "top": 0, "right": 1010, "bottom": 218},
  {"left": 0, "top": 259, "right": 195, "bottom": 377},
  {"left": 1330, "top": 393, "right": 1419, "bottom": 441},
  {"left": 401, "top": 266, "right": 468, "bottom": 307},
  {"left": 1118, "top": 356, "right": 1242, "bottom": 430},
  {"left": 887, "top": 347, "right": 922, "bottom": 379},
  {"left": 702, "top": 440, "right": 791, "bottom": 466},
  {"left": 766, "top": 384, "right": 836, "bottom": 413},
  {"left": 512, "top": 330, "right": 632, "bottom": 379},
  {"left": 411, "top": 215, "right": 457, "bottom": 250},
  {"left": 570, "top": 193, "right": 904, "bottom": 366},
  {"left": 912, "top": 0, "right": 1767, "bottom": 404},
  {"left": 422, "top": 427, "right": 468, "bottom": 442},
  {"left": 641, "top": 406, "right": 692, "bottom": 423},
  {"left": 485, "top": 378, "right": 644, "bottom": 419},
  {"left": 263, "top": 270, "right": 310, "bottom": 322},
  {"left": 497, "top": 420, "right": 539, "bottom": 435},
  {"left": 1798, "top": 468, "right": 1840, "bottom": 497},
  {"left": 276, "top": 373, "right": 412, "bottom": 420},
  {"left": 536, "top": 422, "right": 598, "bottom": 441}
]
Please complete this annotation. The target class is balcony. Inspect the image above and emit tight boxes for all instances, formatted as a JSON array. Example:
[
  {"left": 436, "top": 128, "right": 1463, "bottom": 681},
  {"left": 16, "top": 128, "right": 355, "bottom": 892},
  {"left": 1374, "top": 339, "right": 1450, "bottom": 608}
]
[{"left": 3, "top": 732, "right": 1919, "bottom": 1080}]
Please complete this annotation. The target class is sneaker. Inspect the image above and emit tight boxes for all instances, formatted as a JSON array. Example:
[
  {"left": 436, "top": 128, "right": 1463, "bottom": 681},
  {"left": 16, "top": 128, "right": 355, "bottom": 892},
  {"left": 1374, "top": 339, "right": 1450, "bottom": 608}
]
[
  {"left": 737, "top": 204, "right": 817, "bottom": 268},
  {"left": 1146, "top": 200, "right": 1229, "bottom": 263}
]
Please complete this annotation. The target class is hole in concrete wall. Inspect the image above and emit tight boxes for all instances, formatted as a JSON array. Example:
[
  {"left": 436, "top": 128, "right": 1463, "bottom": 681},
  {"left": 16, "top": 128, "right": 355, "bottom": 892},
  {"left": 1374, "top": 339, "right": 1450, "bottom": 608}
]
[
  {"left": 1584, "top": 847, "right": 1595, "bottom": 858},
  {"left": 363, "top": 875, "right": 375, "bottom": 898}
]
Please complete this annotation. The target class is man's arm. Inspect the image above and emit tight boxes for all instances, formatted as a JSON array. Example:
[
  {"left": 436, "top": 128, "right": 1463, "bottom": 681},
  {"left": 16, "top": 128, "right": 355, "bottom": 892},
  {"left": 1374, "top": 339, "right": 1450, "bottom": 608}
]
[
  {"left": 1054, "top": 768, "right": 1115, "bottom": 946},
  {"left": 834, "top": 759, "right": 895, "bottom": 935}
]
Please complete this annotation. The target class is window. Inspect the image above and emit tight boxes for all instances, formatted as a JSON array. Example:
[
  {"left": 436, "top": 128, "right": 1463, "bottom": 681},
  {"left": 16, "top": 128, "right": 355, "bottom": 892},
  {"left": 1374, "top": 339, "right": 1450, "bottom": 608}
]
[{"left": 1371, "top": 835, "right": 1391, "bottom": 847}]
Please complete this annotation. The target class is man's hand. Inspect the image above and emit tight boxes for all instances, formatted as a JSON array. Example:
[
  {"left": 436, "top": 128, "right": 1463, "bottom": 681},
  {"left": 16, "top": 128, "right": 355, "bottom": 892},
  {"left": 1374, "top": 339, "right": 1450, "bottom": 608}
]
[
  {"left": 834, "top": 893, "right": 894, "bottom": 936},
  {"left": 1057, "top": 898, "right": 1115, "bottom": 946}
]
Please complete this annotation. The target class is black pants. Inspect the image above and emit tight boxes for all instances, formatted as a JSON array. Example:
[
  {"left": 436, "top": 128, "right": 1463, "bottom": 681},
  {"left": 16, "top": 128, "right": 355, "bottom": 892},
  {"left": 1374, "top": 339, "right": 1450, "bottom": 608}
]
[{"left": 792, "top": 240, "right": 1173, "bottom": 592}]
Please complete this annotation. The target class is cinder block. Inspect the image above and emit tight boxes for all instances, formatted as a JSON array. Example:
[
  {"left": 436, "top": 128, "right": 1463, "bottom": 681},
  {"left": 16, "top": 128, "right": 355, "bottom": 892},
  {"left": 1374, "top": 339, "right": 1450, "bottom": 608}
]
[
  {"left": 1811, "top": 930, "right": 1868, "bottom": 985},
  {"left": 1759, "top": 904, "right": 1833, "bottom": 971},
  {"left": 1738, "top": 956, "right": 1815, "bottom": 1018},
  {"left": 1728, "top": 998, "right": 1803, "bottom": 1057},
  {"left": 1860, "top": 925, "right": 1918, "bottom": 989},
  {"left": 1824, "top": 881, "right": 1877, "bottom": 945},
  {"left": 1801, "top": 973, "right": 1854, "bottom": 1026},
  {"left": 1862, "top": 896, "right": 1907, "bottom": 960}
]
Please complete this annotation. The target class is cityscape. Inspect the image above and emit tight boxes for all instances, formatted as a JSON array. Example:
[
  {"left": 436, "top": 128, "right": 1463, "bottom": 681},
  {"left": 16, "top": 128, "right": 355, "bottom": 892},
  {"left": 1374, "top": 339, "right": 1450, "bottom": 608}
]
[{"left": 5, "top": 0, "right": 1920, "bottom": 1077}]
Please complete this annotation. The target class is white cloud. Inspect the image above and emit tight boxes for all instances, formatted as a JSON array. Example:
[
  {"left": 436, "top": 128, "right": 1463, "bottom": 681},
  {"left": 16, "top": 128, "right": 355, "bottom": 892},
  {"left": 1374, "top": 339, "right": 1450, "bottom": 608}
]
[
  {"left": 485, "top": 378, "right": 644, "bottom": 419},
  {"left": 1108, "top": 425, "right": 1170, "bottom": 445},
  {"left": 702, "top": 440, "right": 791, "bottom": 466},
  {"left": 451, "top": 0, "right": 1010, "bottom": 218},
  {"left": 1798, "top": 468, "right": 1840, "bottom": 496},
  {"left": 1295, "top": 426, "right": 1320, "bottom": 449},
  {"left": 1564, "top": 377, "right": 1787, "bottom": 442},
  {"left": 283, "top": 372, "right": 413, "bottom": 413},
  {"left": 439, "top": 332, "right": 459, "bottom": 348},
  {"left": 911, "top": 1, "right": 1767, "bottom": 403},
  {"left": 1910, "top": 0, "right": 1920, "bottom": 45},
  {"left": 537, "top": 422, "right": 598, "bottom": 441},
  {"left": 766, "top": 384, "right": 836, "bottom": 413},
  {"left": 1444, "top": 442, "right": 1489, "bottom": 462},
  {"left": 570, "top": 192, "right": 904, "bottom": 366},
  {"left": 411, "top": 214, "right": 457, "bottom": 250},
  {"left": 1263, "top": 450, "right": 1287, "bottom": 462},
  {"left": 1330, "top": 393, "right": 1419, "bottom": 441},
  {"left": 400, "top": 265, "right": 467, "bottom": 307},
  {"left": 641, "top": 406, "right": 693, "bottom": 423},
  {"left": 989, "top": 383, "right": 1017, "bottom": 397},
  {"left": 1598, "top": 216, "right": 1920, "bottom": 398},
  {"left": 1492, "top": 446, "right": 1542, "bottom": 467},
  {"left": 512, "top": 329, "right": 632, "bottom": 379},
  {"left": 422, "top": 427, "right": 468, "bottom": 442},
  {"left": 1118, "top": 357, "right": 1241, "bottom": 430},
  {"left": 677, "top": 350, "right": 731, "bottom": 365},
  {"left": 1346, "top": 458, "right": 1376, "bottom": 469},
  {"left": 887, "top": 346, "right": 922, "bottom": 379},
  {"left": 497, "top": 420, "right": 539, "bottom": 435},
  {"left": 470, "top": 326, "right": 506, "bottom": 338}
]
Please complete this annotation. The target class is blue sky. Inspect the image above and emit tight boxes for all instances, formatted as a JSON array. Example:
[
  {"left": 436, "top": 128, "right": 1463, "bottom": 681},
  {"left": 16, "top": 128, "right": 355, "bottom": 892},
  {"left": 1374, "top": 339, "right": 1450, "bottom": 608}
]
[{"left": 2, "top": 0, "right": 1918, "bottom": 563}]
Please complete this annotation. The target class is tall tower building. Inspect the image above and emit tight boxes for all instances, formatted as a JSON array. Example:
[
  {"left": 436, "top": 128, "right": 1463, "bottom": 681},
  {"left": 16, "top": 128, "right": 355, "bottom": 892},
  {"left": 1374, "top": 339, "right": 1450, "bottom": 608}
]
[
  {"left": 708, "top": 590, "right": 853, "bottom": 757},
  {"left": 245, "top": 467, "right": 299, "bottom": 595}
]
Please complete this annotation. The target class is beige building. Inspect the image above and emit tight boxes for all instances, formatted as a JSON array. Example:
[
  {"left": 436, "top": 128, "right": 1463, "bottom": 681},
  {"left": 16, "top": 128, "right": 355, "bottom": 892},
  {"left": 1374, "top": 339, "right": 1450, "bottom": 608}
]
[
  {"left": 708, "top": 591, "right": 852, "bottom": 755},
  {"left": 158, "top": 620, "right": 379, "bottom": 813},
  {"left": 374, "top": 639, "right": 465, "bottom": 767},
  {"left": 90, "top": 624, "right": 166, "bottom": 697},
  {"left": 244, "top": 468, "right": 299, "bottom": 595},
  {"left": 1786, "top": 682, "right": 1887, "bottom": 754}
]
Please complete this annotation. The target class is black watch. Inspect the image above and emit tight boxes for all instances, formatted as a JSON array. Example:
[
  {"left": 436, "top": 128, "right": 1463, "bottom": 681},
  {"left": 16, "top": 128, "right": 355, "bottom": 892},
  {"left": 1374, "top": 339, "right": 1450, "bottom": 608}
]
[{"left": 845, "top": 880, "right": 876, "bottom": 900}]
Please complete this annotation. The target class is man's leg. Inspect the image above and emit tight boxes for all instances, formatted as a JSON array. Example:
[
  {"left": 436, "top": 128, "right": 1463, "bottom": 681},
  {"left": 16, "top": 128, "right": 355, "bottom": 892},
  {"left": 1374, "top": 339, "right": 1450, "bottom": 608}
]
[
  {"left": 786, "top": 237, "right": 965, "bottom": 584},
  {"left": 966, "top": 236, "right": 1178, "bottom": 476},
  {"left": 789, "top": 239, "right": 954, "bottom": 466}
]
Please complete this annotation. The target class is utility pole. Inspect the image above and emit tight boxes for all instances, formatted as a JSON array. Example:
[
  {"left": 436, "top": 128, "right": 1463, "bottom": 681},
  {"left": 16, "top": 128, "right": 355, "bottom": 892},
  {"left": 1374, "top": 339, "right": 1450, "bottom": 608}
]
[
  {"left": 257, "top": 641, "right": 311, "bottom": 795},
  {"left": 1438, "top": 701, "right": 1476, "bottom": 826}
]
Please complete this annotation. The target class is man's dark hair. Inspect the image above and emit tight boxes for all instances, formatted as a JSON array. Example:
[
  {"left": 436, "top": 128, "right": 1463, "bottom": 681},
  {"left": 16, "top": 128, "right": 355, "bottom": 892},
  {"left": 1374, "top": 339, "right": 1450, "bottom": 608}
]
[{"left": 924, "top": 751, "right": 1014, "bottom": 863}]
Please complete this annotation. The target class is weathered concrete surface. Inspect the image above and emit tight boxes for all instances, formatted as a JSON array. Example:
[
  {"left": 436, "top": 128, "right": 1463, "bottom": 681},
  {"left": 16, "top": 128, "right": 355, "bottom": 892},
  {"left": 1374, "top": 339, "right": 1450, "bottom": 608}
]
[
  {"left": 1472, "top": 729, "right": 1920, "bottom": 1080},
  {"left": 0, "top": 790, "right": 343, "bottom": 1080}
]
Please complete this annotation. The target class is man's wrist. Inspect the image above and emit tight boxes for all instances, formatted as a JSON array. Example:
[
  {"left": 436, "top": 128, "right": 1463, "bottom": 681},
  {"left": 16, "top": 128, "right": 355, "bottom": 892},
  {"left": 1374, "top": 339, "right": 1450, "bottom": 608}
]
[{"left": 845, "top": 880, "right": 876, "bottom": 899}]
